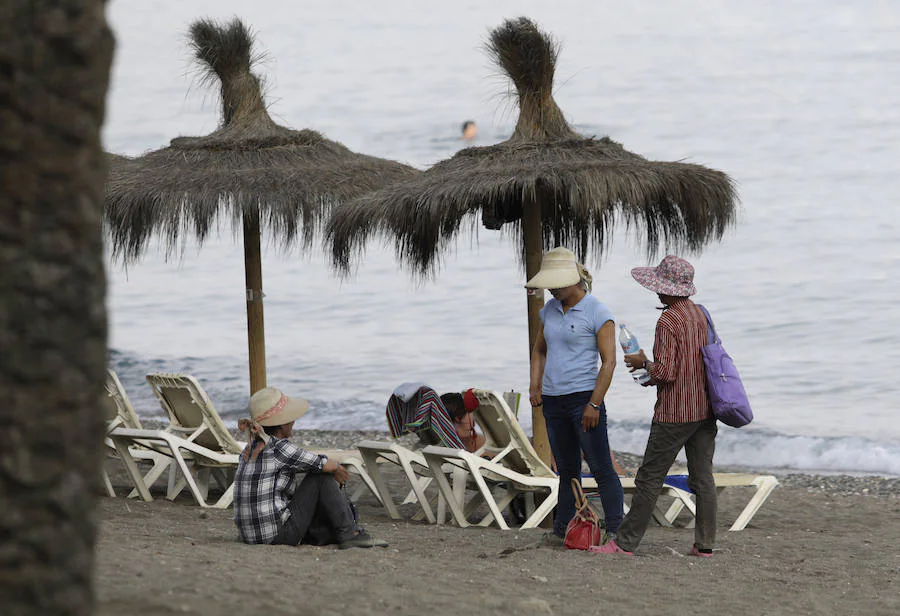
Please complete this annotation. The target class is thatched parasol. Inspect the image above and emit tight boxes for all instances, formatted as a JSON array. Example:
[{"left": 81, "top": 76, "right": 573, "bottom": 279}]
[
  {"left": 327, "top": 17, "right": 738, "bottom": 463},
  {"left": 106, "top": 18, "right": 418, "bottom": 394},
  {"left": 105, "top": 152, "right": 132, "bottom": 175},
  {"left": 105, "top": 152, "right": 130, "bottom": 165}
]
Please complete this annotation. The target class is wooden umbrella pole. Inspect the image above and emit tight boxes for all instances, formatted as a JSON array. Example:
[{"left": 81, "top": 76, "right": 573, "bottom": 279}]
[
  {"left": 243, "top": 209, "right": 267, "bottom": 394},
  {"left": 522, "top": 192, "right": 551, "bottom": 467}
]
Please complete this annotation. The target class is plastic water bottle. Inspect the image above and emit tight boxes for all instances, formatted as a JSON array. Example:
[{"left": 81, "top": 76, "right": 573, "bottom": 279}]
[{"left": 618, "top": 324, "right": 651, "bottom": 385}]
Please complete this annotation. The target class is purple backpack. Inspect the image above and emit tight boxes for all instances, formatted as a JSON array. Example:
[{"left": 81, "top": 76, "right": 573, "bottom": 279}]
[{"left": 698, "top": 305, "right": 753, "bottom": 428}]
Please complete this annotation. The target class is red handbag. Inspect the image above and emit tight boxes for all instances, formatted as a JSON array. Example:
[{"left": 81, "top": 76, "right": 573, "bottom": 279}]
[{"left": 564, "top": 479, "right": 603, "bottom": 550}]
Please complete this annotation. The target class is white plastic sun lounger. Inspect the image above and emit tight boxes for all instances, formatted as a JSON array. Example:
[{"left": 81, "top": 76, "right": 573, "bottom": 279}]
[
  {"left": 477, "top": 389, "right": 778, "bottom": 531},
  {"left": 141, "top": 372, "right": 379, "bottom": 507},
  {"left": 106, "top": 427, "right": 240, "bottom": 508},
  {"left": 585, "top": 472, "right": 778, "bottom": 531},
  {"left": 422, "top": 445, "right": 559, "bottom": 530},
  {"left": 718, "top": 473, "right": 779, "bottom": 530},
  {"left": 355, "top": 440, "right": 442, "bottom": 522},
  {"left": 356, "top": 385, "right": 495, "bottom": 523},
  {"left": 419, "top": 389, "right": 561, "bottom": 529},
  {"left": 103, "top": 369, "right": 174, "bottom": 499},
  {"left": 355, "top": 380, "right": 530, "bottom": 524},
  {"left": 142, "top": 373, "right": 245, "bottom": 505},
  {"left": 580, "top": 475, "right": 695, "bottom": 528},
  {"left": 654, "top": 472, "right": 779, "bottom": 531},
  {"left": 424, "top": 390, "right": 725, "bottom": 531}
]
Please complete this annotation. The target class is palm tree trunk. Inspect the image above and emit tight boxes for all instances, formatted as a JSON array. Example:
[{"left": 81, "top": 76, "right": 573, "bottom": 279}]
[
  {"left": 242, "top": 209, "right": 267, "bottom": 394},
  {"left": 522, "top": 192, "right": 552, "bottom": 467},
  {"left": 0, "top": 1, "right": 113, "bottom": 613}
]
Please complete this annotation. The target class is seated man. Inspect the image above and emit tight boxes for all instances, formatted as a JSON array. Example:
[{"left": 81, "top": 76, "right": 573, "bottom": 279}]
[
  {"left": 441, "top": 389, "right": 486, "bottom": 454},
  {"left": 233, "top": 387, "right": 388, "bottom": 550}
]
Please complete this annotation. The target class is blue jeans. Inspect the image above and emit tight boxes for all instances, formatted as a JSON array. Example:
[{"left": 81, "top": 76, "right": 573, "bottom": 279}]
[{"left": 543, "top": 391, "right": 624, "bottom": 537}]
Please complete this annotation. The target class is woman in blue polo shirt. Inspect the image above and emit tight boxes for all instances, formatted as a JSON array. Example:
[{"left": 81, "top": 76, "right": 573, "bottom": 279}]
[{"left": 527, "top": 247, "right": 624, "bottom": 544}]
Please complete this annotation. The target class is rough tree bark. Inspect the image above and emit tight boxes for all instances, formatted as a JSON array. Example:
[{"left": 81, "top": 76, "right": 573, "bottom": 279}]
[{"left": 0, "top": 1, "right": 113, "bottom": 614}]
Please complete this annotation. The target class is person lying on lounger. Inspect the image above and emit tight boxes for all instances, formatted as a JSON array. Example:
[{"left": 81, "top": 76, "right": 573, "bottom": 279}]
[
  {"left": 233, "top": 387, "right": 388, "bottom": 550},
  {"left": 441, "top": 389, "right": 489, "bottom": 455}
]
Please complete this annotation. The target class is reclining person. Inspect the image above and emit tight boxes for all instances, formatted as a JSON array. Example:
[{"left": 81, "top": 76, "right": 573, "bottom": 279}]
[
  {"left": 442, "top": 389, "right": 625, "bottom": 474},
  {"left": 233, "top": 387, "right": 388, "bottom": 550},
  {"left": 441, "top": 389, "right": 487, "bottom": 454},
  {"left": 443, "top": 389, "right": 536, "bottom": 524}
]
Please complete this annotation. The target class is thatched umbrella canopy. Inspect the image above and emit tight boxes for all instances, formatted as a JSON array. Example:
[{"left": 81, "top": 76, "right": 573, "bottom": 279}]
[
  {"left": 106, "top": 18, "right": 418, "bottom": 394},
  {"left": 105, "top": 152, "right": 130, "bottom": 165},
  {"left": 327, "top": 17, "right": 738, "bottom": 463},
  {"left": 105, "top": 152, "right": 132, "bottom": 175}
]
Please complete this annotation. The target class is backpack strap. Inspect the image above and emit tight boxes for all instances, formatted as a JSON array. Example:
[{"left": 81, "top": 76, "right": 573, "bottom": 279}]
[{"left": 697, "top": 304, "right": 720, "bottom": 345}]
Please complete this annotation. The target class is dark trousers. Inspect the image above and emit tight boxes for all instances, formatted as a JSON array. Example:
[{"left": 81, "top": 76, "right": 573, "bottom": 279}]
[
  {"left": 543, "top": 391, "right": 624, "bottom": 536},
  {"left": 616, "top": 418, "right": 718, "bottom": 552},
  {"left": 272, "top": 473, "right": 357, "bottom": 546}
]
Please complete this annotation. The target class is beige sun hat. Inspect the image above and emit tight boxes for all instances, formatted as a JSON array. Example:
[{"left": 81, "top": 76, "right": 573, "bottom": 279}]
[
  {"left": 249, "top": 387, "right": 310, "bottom": 427},
  {"left": 524, "top": 247, "right": 581, "bottom": 289}
]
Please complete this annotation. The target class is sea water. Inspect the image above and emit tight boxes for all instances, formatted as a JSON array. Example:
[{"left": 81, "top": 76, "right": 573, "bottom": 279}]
[{"left": 103, "top": 0, "right": 900, "bottom": 476}]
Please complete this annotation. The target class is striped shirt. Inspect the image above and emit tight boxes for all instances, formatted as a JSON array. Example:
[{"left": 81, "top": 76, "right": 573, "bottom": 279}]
[
  {"left": 646, "top": 298, "right": 712, "bottom": 423},
  {"left": 233, "top": 437, "right": 326, "bottom": 544}
]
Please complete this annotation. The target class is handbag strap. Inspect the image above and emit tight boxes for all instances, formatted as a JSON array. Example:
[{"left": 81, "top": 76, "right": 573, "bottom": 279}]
[
  {"left": 697, "top": 304, "right": 720, "bottom": 345},
  {"left": 570, "top": 478, "right": 597, "bottom": 520},
  {"left": 570, "top": 478, "right": 587, "bottom": 508}
]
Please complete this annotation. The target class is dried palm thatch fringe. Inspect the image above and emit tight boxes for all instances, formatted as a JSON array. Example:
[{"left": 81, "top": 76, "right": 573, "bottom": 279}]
[
  {"left": 327, "top": 16, "right": 738, "bottom": 277},
  {"left": 104, "top": 17, "right": 418, "bottom": 264},
  {"left": 105, "top": 152, "right": 131, "bottom": 176},
  {"left": 105, "top": 152, "right": 131, "bottom": 165}
]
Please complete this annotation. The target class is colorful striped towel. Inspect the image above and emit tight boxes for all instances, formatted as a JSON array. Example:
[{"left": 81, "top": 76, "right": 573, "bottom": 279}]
[{"left": 385, "top": 385, "right": 465, "bottom": 450}]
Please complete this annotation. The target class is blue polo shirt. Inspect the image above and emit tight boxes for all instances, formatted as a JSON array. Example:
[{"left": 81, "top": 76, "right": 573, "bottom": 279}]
[{"left": 539, "top": 294, "right": 614, "bottom": 396}]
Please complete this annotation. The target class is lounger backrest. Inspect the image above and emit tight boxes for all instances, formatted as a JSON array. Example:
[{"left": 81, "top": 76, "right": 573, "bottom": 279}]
[
  {"left": 105, "top": 369, "right": 143, "bottom": 429},
  {"left": 472, "top": 389, "right": 555, "bottom": 478},
  {"left": 471, "top": 393, "right": 515, "bottom": 460},
  {"left": 145, "top": 373, "right": 243, "bottom": 455}
]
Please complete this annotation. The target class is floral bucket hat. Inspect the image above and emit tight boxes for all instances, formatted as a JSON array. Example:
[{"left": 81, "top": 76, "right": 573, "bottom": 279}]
[{"left": 631, "top": 255, "right": 697, "bottom": 297}]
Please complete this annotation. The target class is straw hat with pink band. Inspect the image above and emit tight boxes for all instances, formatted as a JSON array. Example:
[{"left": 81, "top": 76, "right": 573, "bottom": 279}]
[{"left": 238, "top": 387, "right": 310, "bottom": 459}]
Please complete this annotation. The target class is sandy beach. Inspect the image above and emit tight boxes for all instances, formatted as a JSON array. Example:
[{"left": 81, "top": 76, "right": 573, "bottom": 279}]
[{"left": 96, "top": 430, "right": 899, "bottom": 616}]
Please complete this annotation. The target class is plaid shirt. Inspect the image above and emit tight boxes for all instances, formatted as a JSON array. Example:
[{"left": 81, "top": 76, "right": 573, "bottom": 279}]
[{"left": 233, "top": 436, "right": 325, "bottom": 544}]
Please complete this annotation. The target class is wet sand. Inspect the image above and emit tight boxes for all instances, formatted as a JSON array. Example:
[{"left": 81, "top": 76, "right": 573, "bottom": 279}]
[{"left": 95, "top": 432, "right": 899, "bottom": 616}]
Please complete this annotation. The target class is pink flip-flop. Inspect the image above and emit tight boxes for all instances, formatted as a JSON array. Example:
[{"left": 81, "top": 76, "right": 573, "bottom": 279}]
[{"left": 588, "top": 540, "right": 633, "bottom": 555}]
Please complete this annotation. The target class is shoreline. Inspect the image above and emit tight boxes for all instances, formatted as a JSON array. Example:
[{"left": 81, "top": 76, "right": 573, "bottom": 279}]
[
  {"left": 139, "top": 420, "right": 900, "bottom": 495},
  {"left": 296, "top": 429, "right": 900, "bottom": 492},
  {"left": 136, "top": 414, "right": 900, "bottom": 478},
  {"left": 272, "top": 426, "right": 900, "bottom": 497}
]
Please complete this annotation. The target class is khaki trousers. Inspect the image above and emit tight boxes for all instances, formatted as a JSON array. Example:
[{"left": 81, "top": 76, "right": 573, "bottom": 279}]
[{"left": 616, "top": 418, "right": 718, "bottom": 552}]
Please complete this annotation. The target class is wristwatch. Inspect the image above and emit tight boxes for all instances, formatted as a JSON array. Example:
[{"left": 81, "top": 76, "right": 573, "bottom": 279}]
[{"left": 588, "top": 402, "right": 602, "bottom": 411}]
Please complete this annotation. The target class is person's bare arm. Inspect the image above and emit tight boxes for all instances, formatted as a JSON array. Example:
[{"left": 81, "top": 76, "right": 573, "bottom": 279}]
[
  {"left": 322, "top": 458, "right": 350, "bottom": 486},
  {"left": 529, "top": 325, "right": 548, "bottom": 408},
  {"left": 582, "top": 320, "right": 617, "bottom": 431}
]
